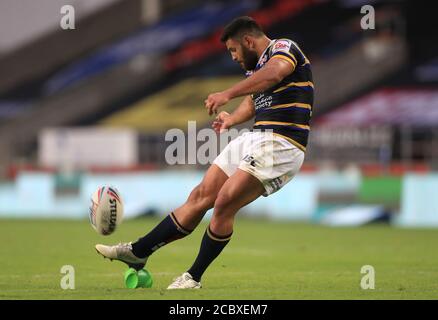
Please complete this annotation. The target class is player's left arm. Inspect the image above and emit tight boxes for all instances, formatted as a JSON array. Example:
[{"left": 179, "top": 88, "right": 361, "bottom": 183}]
[{"left": 205, "top": 57, "right": 294, "bottom": 115}]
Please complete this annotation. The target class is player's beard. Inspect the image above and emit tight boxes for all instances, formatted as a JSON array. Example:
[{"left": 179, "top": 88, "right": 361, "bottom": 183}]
[{"left": 241, "top": 45, "right": 259, "bottom": 71}]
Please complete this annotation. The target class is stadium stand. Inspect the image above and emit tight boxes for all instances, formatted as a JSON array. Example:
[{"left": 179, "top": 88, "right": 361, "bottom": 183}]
[
  {"left": 100, "top": 77, "right": 245, "bottom": 132},
  {"left": 0, "top": 0, "right": 262, "bottom": 172},
  {"left": 0, "top": 0, "right": 436, "bottom": 173}
]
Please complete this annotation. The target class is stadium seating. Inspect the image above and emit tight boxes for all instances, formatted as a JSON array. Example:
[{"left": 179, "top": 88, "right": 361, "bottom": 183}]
[{"left": 101, "top": 76, "right": 245, "bottom": 132}]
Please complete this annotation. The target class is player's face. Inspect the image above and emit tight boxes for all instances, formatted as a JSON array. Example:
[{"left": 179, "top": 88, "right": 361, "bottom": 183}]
[{"left": 225, "top": 38, "right": 258, "bottom": 71}]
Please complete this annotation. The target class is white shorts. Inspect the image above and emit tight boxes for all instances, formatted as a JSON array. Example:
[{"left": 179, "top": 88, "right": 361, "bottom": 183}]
[{"left": 213, "top": 131, "right": 305, "bottom": 196}]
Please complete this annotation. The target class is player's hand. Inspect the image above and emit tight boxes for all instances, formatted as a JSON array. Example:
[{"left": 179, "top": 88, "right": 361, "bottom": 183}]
[
  {"left": 212, "top": 111, "right": 233, "bottom": 133},
  {"left": 205, "top": 91, "right": 230, "bottom": 115}
]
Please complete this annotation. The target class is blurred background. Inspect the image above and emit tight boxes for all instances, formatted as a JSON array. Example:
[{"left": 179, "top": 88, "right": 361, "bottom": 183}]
[{"left": 0, "top": 0, "right": 436, "bottom": 227}]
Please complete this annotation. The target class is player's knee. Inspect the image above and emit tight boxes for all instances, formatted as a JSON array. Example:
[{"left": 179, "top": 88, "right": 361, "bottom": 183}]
[
  {"left": 188, "top": 184, "right": 215, "bottom": 210},
  {"left": 209, "top": 215, "right": 233, "bottom": 233},
  {"left": 213, "top": 192, "right": 233, "bottom": 215}
]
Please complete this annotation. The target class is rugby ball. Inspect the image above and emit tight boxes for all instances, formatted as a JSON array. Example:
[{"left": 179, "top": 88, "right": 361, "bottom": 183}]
[{"left": 89, "top": 186, "right": 124, "bottom": 235}]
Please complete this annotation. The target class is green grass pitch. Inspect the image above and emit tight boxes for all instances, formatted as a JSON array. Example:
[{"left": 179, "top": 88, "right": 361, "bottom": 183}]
[{"left": 1, "top": 217, "right": 438, "bottom": 299}]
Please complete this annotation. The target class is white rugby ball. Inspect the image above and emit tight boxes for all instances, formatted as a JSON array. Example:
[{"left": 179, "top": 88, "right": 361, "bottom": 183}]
[{"left": 89, "top": 186, "right": 124, "bottom": 235}]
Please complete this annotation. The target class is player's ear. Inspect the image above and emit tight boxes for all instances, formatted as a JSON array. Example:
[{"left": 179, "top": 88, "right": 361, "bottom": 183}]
[{"left": 242, "top": 35, "right": 253, "bottom": 49}]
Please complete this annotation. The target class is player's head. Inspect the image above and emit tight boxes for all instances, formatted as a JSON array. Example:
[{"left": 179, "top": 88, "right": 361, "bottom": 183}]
[{"left": 221, "top": 16, "right": 265, "bottom": 71}]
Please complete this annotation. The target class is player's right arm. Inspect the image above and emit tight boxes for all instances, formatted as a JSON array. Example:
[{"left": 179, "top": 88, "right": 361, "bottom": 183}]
[{"left": 212, "top": 95, "right": 255, "bottom": 133}]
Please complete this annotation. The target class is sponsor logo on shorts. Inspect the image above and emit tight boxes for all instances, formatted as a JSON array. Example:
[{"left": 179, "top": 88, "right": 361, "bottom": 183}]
[{"left": 243, "top": 155, "right": 257, "bottom": 167}]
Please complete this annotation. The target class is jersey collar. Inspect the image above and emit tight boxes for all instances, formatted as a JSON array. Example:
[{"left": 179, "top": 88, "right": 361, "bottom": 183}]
[{"left": 257, "top": 39, "right": 276, "bottom": 66}]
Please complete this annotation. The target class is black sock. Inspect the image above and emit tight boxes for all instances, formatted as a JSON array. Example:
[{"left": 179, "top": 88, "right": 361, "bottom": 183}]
[
  {"left": 131, "top": 212, "right": 192, "bottom": 258},
  {"left": 187, "top": 226, "right": 232, "bottom": 282}
]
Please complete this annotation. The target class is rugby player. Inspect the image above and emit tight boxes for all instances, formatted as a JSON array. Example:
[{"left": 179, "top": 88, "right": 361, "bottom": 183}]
[{"left": 95, "top": 16, "right": 313, "bottom": 289}]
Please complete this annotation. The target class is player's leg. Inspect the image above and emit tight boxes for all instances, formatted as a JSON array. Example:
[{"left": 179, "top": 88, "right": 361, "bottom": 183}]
[
  {"left": 95, "top": 164, "right": 228, "bottom": 270},
  {"left": 168, "top": 132, "right": 306, "bottom": 288},
  {"left": 209, "top": 169, "right": 265, "bottom": 235},
  {"left": 129, "top": 164, "right": 228, "bottom": 257},
  {"left": 172, "top": 164, "right": 229, "bottom": 230},
  {"left": 168, "top": 169, "right": 265, "bottom": 288}
]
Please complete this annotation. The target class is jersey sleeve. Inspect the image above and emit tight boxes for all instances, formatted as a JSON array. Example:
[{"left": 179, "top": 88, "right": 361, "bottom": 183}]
[{"left": 270, "top": 39, "right": 298, "bottom": 70}]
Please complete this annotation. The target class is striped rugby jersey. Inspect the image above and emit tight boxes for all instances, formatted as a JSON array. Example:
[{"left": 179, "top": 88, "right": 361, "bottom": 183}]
[{"left": 248, "top": 38, "right": 313, "bottom": 152}]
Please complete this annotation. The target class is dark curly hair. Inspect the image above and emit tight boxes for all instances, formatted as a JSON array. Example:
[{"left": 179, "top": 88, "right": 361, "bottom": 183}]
[{"left": 220, "top": 16, "right": 264, "bottom": 42}]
